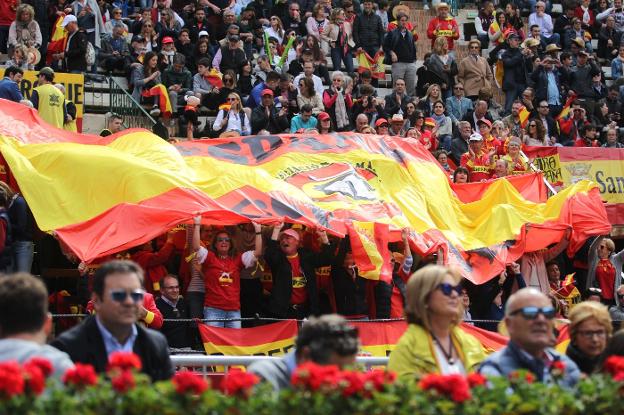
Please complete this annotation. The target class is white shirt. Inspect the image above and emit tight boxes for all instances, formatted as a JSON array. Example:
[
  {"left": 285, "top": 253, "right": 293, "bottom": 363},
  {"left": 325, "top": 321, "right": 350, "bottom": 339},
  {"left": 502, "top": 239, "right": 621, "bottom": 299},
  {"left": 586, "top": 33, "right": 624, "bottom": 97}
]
[
  {"left": 433, "top": 342, "right": 466, "bottom": 375},
  {"left": 213, "top": 109, "right": 251, "bottom": 135}
]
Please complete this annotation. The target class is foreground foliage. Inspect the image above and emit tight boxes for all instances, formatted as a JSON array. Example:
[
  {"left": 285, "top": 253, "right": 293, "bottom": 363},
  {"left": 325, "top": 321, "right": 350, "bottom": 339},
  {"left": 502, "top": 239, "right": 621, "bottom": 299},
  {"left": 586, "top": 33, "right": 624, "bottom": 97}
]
[{"left": 0, "top": 352, "right": 623, "bottom": 415}]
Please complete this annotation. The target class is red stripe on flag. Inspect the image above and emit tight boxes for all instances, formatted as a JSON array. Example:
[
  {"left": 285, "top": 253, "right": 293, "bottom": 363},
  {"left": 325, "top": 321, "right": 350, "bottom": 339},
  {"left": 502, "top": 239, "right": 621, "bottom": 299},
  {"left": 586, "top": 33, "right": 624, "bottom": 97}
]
[{"left": 198, "top": 320, "right": 298, "bottom": 347}]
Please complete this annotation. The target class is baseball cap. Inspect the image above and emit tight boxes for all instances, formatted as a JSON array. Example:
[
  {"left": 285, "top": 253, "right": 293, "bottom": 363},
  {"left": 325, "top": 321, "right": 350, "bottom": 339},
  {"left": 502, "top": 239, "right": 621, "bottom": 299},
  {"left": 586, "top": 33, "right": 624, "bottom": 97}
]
[
  {"left": 280, "top": 229, "right": 300, "bottom": 242},
  {"left": 424, "top": 117, "right": 436, "bottom": 128},
  {"left": 162, "top": 36, "right": 174, "bottom": 44},
  {"left": 61, "top": 14, "right": 77, "bottom": 28},
  {"left": 469, "top": 133, "right": 483, "bottom": 141},
  {"left": 261, "top": 88, "right": 274, "bottom": 97},
  {"left": 318, "top": 112, "right": 330, "bottom": 121},
  {"left": 131, "top": 34, "right": 145, "bottom": 43},
  {"left": 375, "top": 118, "right": 389, "bottom": 127},
  {"left": 477, "top": 118, "right": 492, "bottom": 128},
  {"left": 198, "top": 30, "right": 209, "bottom": 37},
  {"left": 38, "top": 67, "right": 55, "bottom": 77},
  {"left": 507, "top": 32, "right": 521, "bottom": 41}
]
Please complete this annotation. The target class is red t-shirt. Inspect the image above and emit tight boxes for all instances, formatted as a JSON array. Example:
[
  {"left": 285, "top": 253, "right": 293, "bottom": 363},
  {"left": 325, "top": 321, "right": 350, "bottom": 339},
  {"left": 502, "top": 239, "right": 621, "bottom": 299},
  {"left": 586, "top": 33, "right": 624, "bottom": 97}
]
[
  {"left": 460, "top": 151, "right": 492, "bottom": 182},
  {"left": 202, "top": 250, "right": 244, "bottom": 310},
  {"left": 596, "top": 259, "right": 615, "bottom": 300},
  {"left": 288, "top": 254, "right": 308, "bottom": 306}
]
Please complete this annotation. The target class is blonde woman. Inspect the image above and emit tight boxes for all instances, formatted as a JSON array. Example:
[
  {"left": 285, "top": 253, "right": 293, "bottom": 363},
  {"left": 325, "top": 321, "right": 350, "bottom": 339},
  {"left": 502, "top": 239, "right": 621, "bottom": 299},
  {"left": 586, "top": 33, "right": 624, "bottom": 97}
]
[
  {"left": 8, "top": 4, "right": 42, "bottom": 50},
  {"left": 566, "top": 302, "right": 612, "bottom": 374},
  {"left": 265, "top": 16, "right": 285, "bottom": 44},
  {"left": 502, "top": 136, "right": 529, "bottom": 175},
  {"left": 322, "top": 8, "right": 355, "bottom": 73},
  {"left": 213, "top": 92, "right": 251, "bottom": 137},
  {"left": 426, "top": 36, "right": 458, "bottom": 98},
  {"left": 388, "top": 265, "right": 486, "bottom": 377},
  {"left": 140, "top": 20, "right": 159, "bottom": 52},
  {"left": 417, "top": 83, "right": 443, "bottom": 117}
]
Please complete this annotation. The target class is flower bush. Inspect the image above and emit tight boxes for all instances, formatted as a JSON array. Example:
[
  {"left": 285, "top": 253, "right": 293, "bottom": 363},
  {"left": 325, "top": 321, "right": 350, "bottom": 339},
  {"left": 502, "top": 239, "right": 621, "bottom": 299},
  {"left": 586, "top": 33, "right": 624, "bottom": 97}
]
[{"left": 0, "top": 353, "right": 624, "bottom": 415}]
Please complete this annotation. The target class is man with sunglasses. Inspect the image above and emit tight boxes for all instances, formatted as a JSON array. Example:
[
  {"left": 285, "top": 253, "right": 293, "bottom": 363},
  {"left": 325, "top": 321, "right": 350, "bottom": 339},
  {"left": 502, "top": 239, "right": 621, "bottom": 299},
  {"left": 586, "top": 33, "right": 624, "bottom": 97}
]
[
  {"left": 478, "top": 288, "right": 580, "bottom": 387},
  {"left": 51, "top": 260, "right": 174, "bottom": 381}
]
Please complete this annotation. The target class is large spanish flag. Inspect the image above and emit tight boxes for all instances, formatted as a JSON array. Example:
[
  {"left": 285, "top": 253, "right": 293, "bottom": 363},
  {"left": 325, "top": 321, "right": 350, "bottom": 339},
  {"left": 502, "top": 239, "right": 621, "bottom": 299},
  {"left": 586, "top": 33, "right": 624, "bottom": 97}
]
[
  {"left": 0, "top": 99, "right": 611, "bottom": 284},
  {"left": 46, "top": 15, "right": 67, "bottom": 65},
  {"left": 198, "top": 320, "right": 297, "bottom": 356}
]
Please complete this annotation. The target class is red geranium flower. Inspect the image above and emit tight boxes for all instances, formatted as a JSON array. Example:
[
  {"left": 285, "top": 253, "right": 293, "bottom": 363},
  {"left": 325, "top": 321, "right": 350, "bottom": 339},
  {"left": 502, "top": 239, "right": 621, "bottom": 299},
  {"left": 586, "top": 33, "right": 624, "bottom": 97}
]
[
  {"left": 467, "top": 373, "right": 487, "bottom": 388},
  {"left": 291, "top": 362, "right": 341, "bottom": 391},
  {"left": 111, "top": 370, "right": 135, "bottom": 394},
  {"left": 24, "top": 358, "right": 53, "bottom": 379},
  {"left": 339, "top": 370, "right": 366, "bottom": 397},
  {"left": 0, "top": 361, "right": 25, "bottom": 399},
  {"left": 172, "top": 371, "right": 210, "bottom": 395},
  {"left": 550, "top": 360, "right": 566, "bottom": 378},
  {"left": 364, "top": 369, "right": 397, "bottom": 392},
  {"left": 63, "top": 363, "right": 98, "bottom": 389},
  {"left": 222, "top": 368, "right": 259, "bottom": 396},
  {"left": 604, "top": 356, "right": 624, "bottom": 378},
  {"left": 509, "top": 370, "right": 535, "bottom": 384},
  {"left": 107, "top": 352, "right": 142, "bottom": 373},
  {"left": 22, "top": 364, "right": 45, "bottom": 396},
  {"left": 419, "top": 373, "right": 472, "bottom": 403}
]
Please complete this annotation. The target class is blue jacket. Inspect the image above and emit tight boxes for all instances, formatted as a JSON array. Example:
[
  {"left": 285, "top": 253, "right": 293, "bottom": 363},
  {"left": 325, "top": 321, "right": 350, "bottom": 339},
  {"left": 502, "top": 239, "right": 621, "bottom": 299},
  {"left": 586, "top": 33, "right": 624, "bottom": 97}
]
[
  {"left": 478, "top": 341, "right": 581, "bottom": 389},
  {"left": 0, "top": 77, "right": 23, "bottom": 102}
]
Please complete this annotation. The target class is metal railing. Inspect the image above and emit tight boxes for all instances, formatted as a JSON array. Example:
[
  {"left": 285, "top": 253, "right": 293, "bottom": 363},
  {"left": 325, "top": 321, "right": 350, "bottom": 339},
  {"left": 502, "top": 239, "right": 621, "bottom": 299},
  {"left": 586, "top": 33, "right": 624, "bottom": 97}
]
[
  {"left": 108, "top": 76, "right": 157, "bottom": 130},
  {"left": 170, "top": 355, "right": 389, "bottom": 377}
]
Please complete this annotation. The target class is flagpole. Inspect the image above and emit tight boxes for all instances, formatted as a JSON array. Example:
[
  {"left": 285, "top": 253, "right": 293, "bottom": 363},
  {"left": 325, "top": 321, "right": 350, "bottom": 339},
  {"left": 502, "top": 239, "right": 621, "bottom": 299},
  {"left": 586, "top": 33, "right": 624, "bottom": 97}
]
[{"left": 520, "top": 150, "right": 558, "bottom": 195}]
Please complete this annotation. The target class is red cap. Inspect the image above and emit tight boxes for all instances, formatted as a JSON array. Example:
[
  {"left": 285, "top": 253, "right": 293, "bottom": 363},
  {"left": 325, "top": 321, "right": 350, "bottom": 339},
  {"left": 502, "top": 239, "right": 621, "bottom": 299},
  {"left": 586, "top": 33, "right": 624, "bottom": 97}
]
[
  {"left": 261, "top": 88, "right": 274, "bottom": 97},
  {"left": 424, "top": 117, "right": 436, "bottom": 127},
  {"left": 375, "top": 118, "right": 388, "bottom": 127},
  {"left": 477, "top": 118, "right": 492, "bottom": 128},
  {"left": 280, "top": 229, "right": 300, "bottom": 242},
  {"left": 317, "top": 112, "right": 330, "bottom": 121},
  {"left": 162, "top": 36, "right": 174, "bottom": 44}
]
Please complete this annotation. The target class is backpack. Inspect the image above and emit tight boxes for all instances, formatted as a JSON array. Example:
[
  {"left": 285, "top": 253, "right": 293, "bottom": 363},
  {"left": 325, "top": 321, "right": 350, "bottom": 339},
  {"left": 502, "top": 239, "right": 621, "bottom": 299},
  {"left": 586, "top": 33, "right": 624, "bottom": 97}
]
[{"left": 86, "top": 41, "right": 96, "bottom": 67}]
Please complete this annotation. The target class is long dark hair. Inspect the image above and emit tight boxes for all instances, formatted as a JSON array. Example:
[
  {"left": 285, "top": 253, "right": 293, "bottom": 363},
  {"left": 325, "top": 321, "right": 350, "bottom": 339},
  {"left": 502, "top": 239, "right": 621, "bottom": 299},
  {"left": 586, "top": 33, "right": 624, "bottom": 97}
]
[
  {"left": 211, "top": 230, "right": 236, "bottom": 257},
  {"left": 143, "top": 51, "right": 158, "bottom": 76},
  {"left": 300, "top": 77, "right": 316, "bottom": 97}
]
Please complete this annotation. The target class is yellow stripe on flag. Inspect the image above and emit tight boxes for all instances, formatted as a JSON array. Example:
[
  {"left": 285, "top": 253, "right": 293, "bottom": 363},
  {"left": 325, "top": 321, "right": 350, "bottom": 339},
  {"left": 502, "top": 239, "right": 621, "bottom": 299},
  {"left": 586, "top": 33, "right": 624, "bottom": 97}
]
[{"left": 202, "top": 338, "right": 295, "bottom": 356}]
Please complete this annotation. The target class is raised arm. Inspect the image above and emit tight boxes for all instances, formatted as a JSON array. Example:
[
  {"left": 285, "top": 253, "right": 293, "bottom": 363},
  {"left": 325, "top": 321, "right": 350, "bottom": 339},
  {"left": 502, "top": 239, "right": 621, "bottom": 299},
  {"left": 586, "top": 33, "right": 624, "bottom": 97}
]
[
  {"left": 252, "top": 222, "right": 263, "bottom": 258},
  {"left": 192, "top": 215, "right": 202, "bottom": 252}
]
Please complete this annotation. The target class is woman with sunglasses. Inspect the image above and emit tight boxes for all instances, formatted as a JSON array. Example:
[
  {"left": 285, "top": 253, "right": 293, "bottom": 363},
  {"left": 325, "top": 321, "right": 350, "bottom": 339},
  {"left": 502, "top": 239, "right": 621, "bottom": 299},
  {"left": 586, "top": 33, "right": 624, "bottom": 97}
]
[
  {"left": 156, "top": 8, "right": 181, "bottom": 44},
  {"left": 566, "top": 301, "right": 612, "bottom": 374},
  {"left": 297, "top": 77, "right": 324, "bottom": 115},
  {"left": 139, "top": 20, "right": 159, "bottom": 52},
  {"left": 388, "top": 265, "right": 486, "bottom": 377},
  {"left": 213, "top": 92, "right": 250, "bottom": 137},
  {"left": 523, "top": 118, "right": 548, "bottom": 146},
  {"left": 587, "top": 236, "right": 624, "bottom": 307},
  {"left": 265, "top": 16, "right": 285, "bottom": 44},
  {"left": 209, "top": 69, "right": 239, "bottom": 110},
  {"left": 192, "top": 217, "right": 263, "bottom": 329},
  {"left": 502, "top": 136, "right": 529, "bottom": 175},
  {"left": 322, "top": 8, "right": 355, "bottom": 74}
]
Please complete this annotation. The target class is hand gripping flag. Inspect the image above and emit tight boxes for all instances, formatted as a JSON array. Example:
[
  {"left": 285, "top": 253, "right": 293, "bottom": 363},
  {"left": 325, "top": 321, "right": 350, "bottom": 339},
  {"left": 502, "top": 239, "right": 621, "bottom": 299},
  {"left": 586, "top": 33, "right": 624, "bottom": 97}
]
[
  {"left": 46, "top": 15, "right": 67, "bottom": 65},
  {"left": 0, "top": 99, "right": 611, "bottom": 284}
]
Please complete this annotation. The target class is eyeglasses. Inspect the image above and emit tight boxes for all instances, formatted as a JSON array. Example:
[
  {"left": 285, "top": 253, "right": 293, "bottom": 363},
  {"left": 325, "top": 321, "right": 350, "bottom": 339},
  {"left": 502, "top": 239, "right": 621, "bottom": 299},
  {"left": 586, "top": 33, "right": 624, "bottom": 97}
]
[
  {"left": 224, "top": 78, "right": 233, "bottom": 84},
  {"left": 509, "top": 306, "right": 556, "bottom": 320},
  {"left": 454, "top": 87, "right": 464, "bottom": 90},
  {"left": 114, "top": 11, "right": 122, "bottom": 14},
  {"left": 144, "top": 24, "right": 152, "bottom": 27},
  {"left": 163, "top": 285, "right": 180, "bottom": 290},
  {"left": 227, "top": 97, "right": 237, "bottom": 101},
  {"left": 436, "top": 283, "right": 463, "bottom": 297},
  {"left": 529, "top": 124, "right": 537, "bottom": 127},
  {"left": 271, "top": 17, "right": 278, "bottom": 20},
  {"left": 577, "top": 330, "right": 607, "bottom": 339},
  {"left": 217, "top": 237, "right": 231, "bottom": 242},
  {"left": 539, "top": 105, "right": 549, "bottom": 108},
  {"left": 469, "top": 46, "right": 480, "bottom": 49},
  {"left": 291, "top": 7, "right": 300, "bottom": 11},
  {"left": 110, "top": 289, "right": 145, "bottom": 303}
]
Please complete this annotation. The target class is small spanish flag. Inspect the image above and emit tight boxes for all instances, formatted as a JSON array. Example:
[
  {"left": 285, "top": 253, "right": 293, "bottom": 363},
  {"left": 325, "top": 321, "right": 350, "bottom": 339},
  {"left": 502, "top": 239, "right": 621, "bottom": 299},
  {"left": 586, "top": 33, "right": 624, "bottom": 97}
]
[{"left": 142, "top": 84, "right": 173, "bottom": 117}]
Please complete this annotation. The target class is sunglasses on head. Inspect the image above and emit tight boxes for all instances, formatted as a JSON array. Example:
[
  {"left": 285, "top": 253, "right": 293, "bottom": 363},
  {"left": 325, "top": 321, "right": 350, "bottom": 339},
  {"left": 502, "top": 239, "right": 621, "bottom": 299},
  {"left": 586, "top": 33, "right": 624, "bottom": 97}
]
[
  {"left": 509, "top": 306, "right": 556, "bottom": 320},
  {"left": 110, "top": 289, "right": 145, "bottom": 303},
  {"left": 436, "top": 283, "right": 463, "bottom": 297}
]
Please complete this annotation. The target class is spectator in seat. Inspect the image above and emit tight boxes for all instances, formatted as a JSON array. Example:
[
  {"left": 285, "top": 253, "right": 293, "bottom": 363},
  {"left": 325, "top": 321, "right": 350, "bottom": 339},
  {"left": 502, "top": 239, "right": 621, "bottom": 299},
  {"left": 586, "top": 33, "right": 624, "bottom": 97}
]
[
  {"left": 162, "top": 53, "right": 192, "bottom": 116},
  {"left": 251, "top": 88, "right": 289, "bottom": 134},
  {"left": 453, "top": 166, "right": 470, "bottom": 183},
  {"left": 596, "top": 0, "right": 624, "bottom": 33},
  {"left": 263, "top": 223, "right": 334, "bottom": 319},
  {"left": 384, "top": 12, "right": 418, "bottom": 96},
  {"left": 564, "top": 18, "right": 592, "bottom": 52},
  {"left": 156, "top": 8, "right": 181, "bottom": 45},
  {"left": 247, "top": 70, "right": 280, "bottom": 109},
  {"left": 8, "top": 3, "right": 41, "bottom": 52},
  {"left": 104, "top": 7, "right": 128, "bottom": 35},
  {"left": 586, "top": 236, "right": 624, "bottom": 306},
  {"left": 566, "top": 301, "right": 611, "bottom": 375},
  {"left": 0, "top": 66, "right": 23, "bottom": 103},
  {"left": 528, "top": 1, "right": 560, "bottom": 46},
  {"left": 558, "top": 100, "right": 589, "bottom": 145},
  {"left": 192, "top": 58, "right": 215, "bottom": 108},
  {"left": 457, "top": 39, "right": 493, "bottom": 101},
  {"left": 187, "top": 7, "right": 208, "bottom": 43},
  {"left": 296, "top": 76, "right": 324, "bottom": 115},
  {"left": 431, "top": 100, "right": 452, "bottom": 151},
  {"left": 598, "top": 17, "right": 621, "bottom": 62},
  {"left": 554, "top": 5, "right": 575, "bottom": 41},
  {"left": 317, "top": 111, "right": 333, "bottom": 133},
  {"left": 611, "top": 45, "right": 624, "bottom": 79},
  {"left": 463, "top": 99, "right": 494, "bottom": 131},
  {"left": 475, "top": 1, "right": 495, "bottom": 50},
  {"left": 213, "top": 33, "right": 247, "bottom": 79},
  {"left": 212, "top": 92, "right": 251, "bottom": 137},
  {"left": 450, "top": 120, "right": 472, "bottom": 165},
  {"left": 249, "top": 315, "right": 359, "bottom": 392},
  {"left": 291, "top": 104, "right": 318, "bottom": 133},
  {"left": 446, "top": 82, "right": 473, "bottom": 125},
  {"left": 384, "top": 78, "right": 410, "bottom": 117},
  {"left": 478, "top": 288, "right": 581, "bottom": 387},
  {"left": 131, "top": 8, "right": 153, "bottom": 35},
  {"left": 323, "top": 70, "right": 353, "bottom": 131},
  {"left": 569, "top": 51, "right": 601, "bottom": 100},
  {"left": 388, "top": 265, "right": 486, "bottom": 377},
  {"left": 51, "top": 260, "right": 174, "bottom": 380},
  {"left": 353, "top": 0, "right": 384, "bottom": 61},
  {"left": 502, "top": 137, "right": 530, "bottom": 174},
  {"left": 603, "top": 127, "right": 624, "bottom": 148},
  {"left": 53, "top": 14, "right": 88, "bottom": 74},
  {"left": 574, "top": 123, "right": 600, "bottom": 147},
  {"left": 283, "top": 1, "right": 307, "bottom": 37},
  {"left": 426, "top": 3, "right": 460, "bottom": 54},
  {"left": 460, "top": 133, "right": 493, "bottom": 182},
  {"left": 99, "top": 24, "right": 130, "bottom": 73},
  {"left": 523, "top": 118, "right": 548, "bottom": 146},
  {"left": 138, "top": 20, "right": 159, "bottom": 52},
  {"left": 131, "top": 51, "right": 170, "bottom": 118},
  {"left": 501, "top": 33, "right": 530, "bottom": 115},
  {"left": 574, "top": 0, "right": 595, "bottom": 32},
  {"left": 294, "top": 60, "right": 325, "bottom": 97},
  {"left": 174, "top": 29, "right": 195, "bottom": 71},
  {"left": 534, "top": 100, "right": 559, "bottom": 144},
  {"left": 155, "top": 274, "right": 192, "bottom": 349},
  {"left": 0, "top": 273, "right": 74, "bottom": 380}
]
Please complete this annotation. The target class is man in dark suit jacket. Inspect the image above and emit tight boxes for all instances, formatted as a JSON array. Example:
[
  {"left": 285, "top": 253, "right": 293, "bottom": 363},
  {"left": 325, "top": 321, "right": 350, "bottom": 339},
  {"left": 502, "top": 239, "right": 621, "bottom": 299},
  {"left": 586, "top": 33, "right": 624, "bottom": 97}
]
[
  {"left": 462, "top": 99, "right": 494, "bottom": 131},
  {"left": 51, "top": 260, "right": 174, "bottom": 381}
]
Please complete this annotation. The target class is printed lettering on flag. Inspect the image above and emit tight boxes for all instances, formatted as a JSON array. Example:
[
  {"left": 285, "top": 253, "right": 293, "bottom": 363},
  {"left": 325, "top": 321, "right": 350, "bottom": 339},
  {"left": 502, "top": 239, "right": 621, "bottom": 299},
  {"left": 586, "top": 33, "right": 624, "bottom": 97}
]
[{"left": 198, "top": 320, "right": 298, "bottom": 356}]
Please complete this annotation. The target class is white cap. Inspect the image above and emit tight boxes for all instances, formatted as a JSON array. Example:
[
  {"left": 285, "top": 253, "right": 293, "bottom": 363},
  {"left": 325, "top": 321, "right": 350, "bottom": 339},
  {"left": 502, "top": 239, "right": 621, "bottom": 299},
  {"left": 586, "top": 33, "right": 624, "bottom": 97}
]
[
  {"left": 469, "top": 133, "right": 483, "bottom": 141},
  {"left": 198, "top": 30, "right": 209, "bottom": 37},
  {"left": 61, "top": 14, "right": 77, "bottom": 28}
]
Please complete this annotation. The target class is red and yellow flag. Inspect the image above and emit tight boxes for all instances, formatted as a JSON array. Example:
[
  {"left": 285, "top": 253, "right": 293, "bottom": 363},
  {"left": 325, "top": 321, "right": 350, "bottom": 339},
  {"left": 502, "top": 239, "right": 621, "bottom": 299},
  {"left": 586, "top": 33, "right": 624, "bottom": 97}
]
[
  {"left": 347, "top": 221, "right": 392, "bottom": 283},
  {"left": 198, "top": 320, "right": 297, "bottom": 356},
  {"left": 142, "top": 84, "right": 173, "bottom": 118},
  {"left": 519, "top": 105, "right": 531, "bottom": 128},
  {"left": 0, "top": 100, "right": 611, "bottom": 284},
  {"left": 46, "top": 15, "right": 67, "bottom": 65}
]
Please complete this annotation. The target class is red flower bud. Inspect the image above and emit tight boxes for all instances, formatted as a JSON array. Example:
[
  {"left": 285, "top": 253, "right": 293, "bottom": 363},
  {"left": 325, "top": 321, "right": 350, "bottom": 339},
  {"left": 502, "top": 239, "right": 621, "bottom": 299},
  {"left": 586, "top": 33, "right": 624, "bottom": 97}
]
[
  {"left": 222, "top": 368, "right": 259, "bottom": 396},
  {"left": 63, "top": 363, "right": 98, "bottom": 389},
  {"left": 22, "top": 364, "right": 45, "bottom": 396},
  {"left": 107, "top": 352, "right": 142, "bottom": 373},
  {"left": 24, "top": 358, "right": 53, "bottom": 379},
  {"left": 111, "top": 370, "right": 136, "bottom": 394},
  {"left": 0, "top": 361, "right": 25, "bottom": 399}
]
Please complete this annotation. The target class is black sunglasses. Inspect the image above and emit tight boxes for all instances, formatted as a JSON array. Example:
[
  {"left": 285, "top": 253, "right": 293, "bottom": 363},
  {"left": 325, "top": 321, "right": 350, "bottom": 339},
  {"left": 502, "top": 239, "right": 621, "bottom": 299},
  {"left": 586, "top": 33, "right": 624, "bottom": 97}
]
[
  {"left": 110, "top": 289, "right": 145, "bottom": 303},
  {"left": 217, "top": 237, "right": 231, "bottom": 242},
  {"left": 509, "top": 306, "right": 556, "bottom": 320},
  {"left": 437, "top": 283, "right": 463, "bottom": 297}
]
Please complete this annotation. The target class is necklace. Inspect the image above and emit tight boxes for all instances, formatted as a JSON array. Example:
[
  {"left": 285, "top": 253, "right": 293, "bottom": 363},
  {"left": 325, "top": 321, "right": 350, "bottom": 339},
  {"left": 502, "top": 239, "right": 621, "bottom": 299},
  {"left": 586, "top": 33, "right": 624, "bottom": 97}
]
[{"left": 432, "top": 333, "right": 455, "bottom": 365}]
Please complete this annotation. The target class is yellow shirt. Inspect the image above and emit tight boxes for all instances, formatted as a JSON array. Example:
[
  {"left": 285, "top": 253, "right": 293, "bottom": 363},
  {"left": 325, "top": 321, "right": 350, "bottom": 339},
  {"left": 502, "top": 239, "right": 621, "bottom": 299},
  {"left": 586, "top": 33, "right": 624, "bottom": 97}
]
[{"left": 34, "top": 83, "right": 65, "bottom": 129}]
